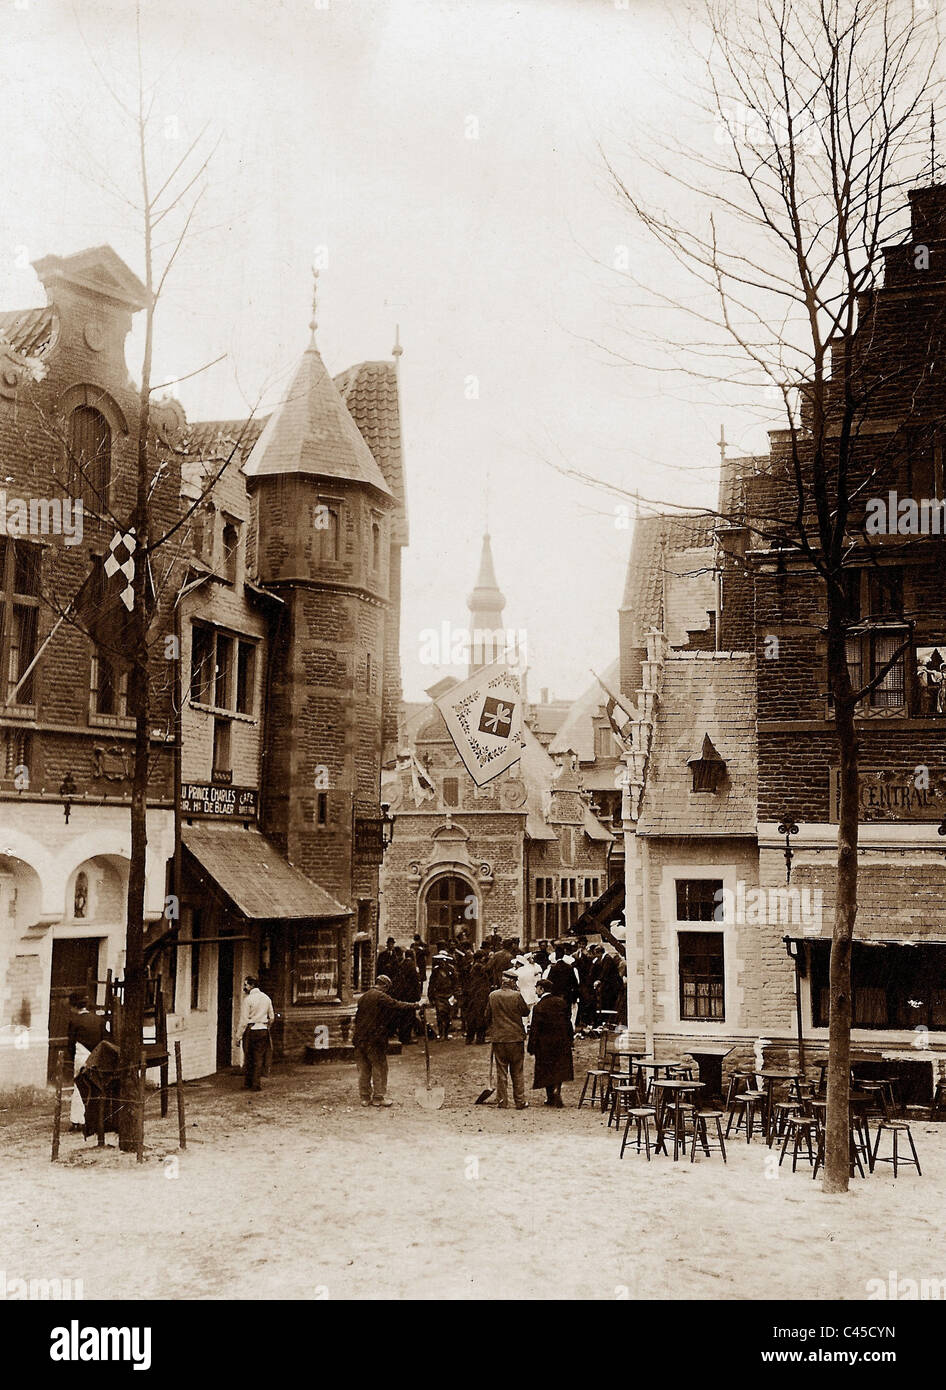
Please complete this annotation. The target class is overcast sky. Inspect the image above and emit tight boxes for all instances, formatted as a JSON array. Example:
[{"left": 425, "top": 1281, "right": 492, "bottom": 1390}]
[{"left": 1, "top": 0, "right": 762, "bottom": 704}]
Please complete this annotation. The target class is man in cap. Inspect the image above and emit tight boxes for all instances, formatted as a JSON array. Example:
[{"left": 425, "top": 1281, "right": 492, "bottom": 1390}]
[
  {"left": 427, "top": 950, "right": 459, "bottom": 1039},
  {"left": 352, "top": 974, "right": 424, "bottom": 1107},
  {"left": 486, "top": 969, "right": 530, "bottom": 1110}
]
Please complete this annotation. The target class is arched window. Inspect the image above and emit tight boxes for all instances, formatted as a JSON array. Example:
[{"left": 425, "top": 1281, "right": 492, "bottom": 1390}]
[
  {"left": 69, "top": 406, "right": 111, "bottom": 512},
  {"left": 371, "top": 521, "right": 381, "bottom": 571},
  {"left": 425, "top": 875, "right": 474, "bottom": 935}
]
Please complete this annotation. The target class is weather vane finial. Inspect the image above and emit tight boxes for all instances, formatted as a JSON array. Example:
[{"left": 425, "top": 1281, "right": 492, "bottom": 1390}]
[
  {"left": 309, "top": 268, "right": 319, "bottom": 344},
  {"left": 392, "top": 323, "right": 403, "bottom": 359}
]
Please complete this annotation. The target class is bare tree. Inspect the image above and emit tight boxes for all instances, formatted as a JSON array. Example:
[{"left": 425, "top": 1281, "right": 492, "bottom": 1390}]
[{"left": 594, "top": 0, "right": 942, "bottom": 1192}]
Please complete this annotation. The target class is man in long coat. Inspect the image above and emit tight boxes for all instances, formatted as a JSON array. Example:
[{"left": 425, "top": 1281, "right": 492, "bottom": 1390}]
[
  {"left": 464, "top": 950, "right": 492, "bottom": 1044},
  {"left": 527, "top": 979, "right": 574, "bottom": 1107}
]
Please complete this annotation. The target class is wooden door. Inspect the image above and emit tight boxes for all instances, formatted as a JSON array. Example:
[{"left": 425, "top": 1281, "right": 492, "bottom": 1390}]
[
  {"left": 216, "top": 938, "right": 234, "bottom": 1069},
  {"left": 48, "top": 937, "right": 102, "bottom": 1082}
]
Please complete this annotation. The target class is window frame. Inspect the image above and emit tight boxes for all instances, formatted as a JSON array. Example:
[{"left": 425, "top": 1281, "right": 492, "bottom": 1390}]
[
  {"left": 678, "top": 929, "right": 726, "bottom": 1022},
  {"left": 0, "top": 538, "right": 41, "bottom": 711},
  {"left": 675, "top": 878, "right": 724, "bottom": 923},
  {"left": 90, "top": 647, "right": 129, "bottom": 722}
]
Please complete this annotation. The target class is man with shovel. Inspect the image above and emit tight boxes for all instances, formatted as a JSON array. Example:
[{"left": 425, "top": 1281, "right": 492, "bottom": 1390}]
[{"left": 352, "top": 975, "right": 423, "bottom": 1107}]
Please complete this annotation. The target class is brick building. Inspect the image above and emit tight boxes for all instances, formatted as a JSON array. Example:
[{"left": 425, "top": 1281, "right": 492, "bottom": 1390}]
[
  {"left": 380, "top": 535, "right": 611, "bottom": 946},
  {"left": 591, "top": 183, "right": 946, "bottom": 1100},
  {"left": 0, "top": 248, "right": 178, "bottom": 1089},
  {"left": 0, "top": 250, "right": 408, "bottom": 1089},
  {"left": 715, "top": 182, "right": 946, "bottom": 1101}
]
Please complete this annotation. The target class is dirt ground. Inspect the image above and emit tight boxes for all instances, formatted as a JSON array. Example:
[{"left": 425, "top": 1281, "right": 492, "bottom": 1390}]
[{"left": 1, "top": 1037, "right": 944, "bottom": 1301}]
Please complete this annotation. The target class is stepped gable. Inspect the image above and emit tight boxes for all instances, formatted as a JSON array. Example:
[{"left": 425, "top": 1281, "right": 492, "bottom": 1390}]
[{"left": 243, "top": 338, "right": 393, "bottom": 498}]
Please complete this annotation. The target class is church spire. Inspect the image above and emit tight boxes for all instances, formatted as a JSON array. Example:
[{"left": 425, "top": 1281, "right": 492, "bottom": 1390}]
[{"left": 467, "top": 532, "right": 507, "bottom": 674}]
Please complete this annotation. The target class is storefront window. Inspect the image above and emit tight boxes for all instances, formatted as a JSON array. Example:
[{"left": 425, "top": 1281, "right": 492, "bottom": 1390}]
[{"left": 292, "top": 925, "right": 340, "bottom": 1003}]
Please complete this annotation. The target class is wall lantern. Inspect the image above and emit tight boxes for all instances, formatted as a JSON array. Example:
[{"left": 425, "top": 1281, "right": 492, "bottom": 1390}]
[
  {"left": 59, "top": 771, "right": 78, "bottom": 824},
  {"left": 380, "top": 802, "right": 395, "bottom": 852},
  {"left": 778, "top": 817, "right": 800, "bottom": 884}
]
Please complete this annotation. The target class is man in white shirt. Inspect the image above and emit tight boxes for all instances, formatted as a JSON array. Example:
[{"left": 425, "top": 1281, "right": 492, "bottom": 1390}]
[{"left": 235, "top": 975, "right": 275, "bottom": 1091}]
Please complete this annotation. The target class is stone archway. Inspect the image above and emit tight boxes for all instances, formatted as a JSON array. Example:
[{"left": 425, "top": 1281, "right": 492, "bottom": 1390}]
[{"left": 420, "top": 871, "right": 480, "bottom": 946}]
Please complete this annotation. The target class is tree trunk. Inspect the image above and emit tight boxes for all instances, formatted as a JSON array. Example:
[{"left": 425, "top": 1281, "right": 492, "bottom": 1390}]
[
  {"left": 118, "top": 197, "right": 154, "bottom": 1146},
  {"left": 824, "top": 625, "right": 859, "bottom": 1193},
  {"left": 118, "top": 653, "right": 150, "bottom": 1150}
]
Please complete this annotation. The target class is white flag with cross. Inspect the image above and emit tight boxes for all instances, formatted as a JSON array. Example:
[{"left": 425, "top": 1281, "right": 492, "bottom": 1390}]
[{"left": 435, "top": 662, "right": 524, "bottom": 787}]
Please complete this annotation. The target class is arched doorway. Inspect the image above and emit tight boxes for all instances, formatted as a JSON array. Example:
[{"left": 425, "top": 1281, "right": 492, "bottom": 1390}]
[{"left": 424, "top": 875, "right": 476, "bottom": 943}]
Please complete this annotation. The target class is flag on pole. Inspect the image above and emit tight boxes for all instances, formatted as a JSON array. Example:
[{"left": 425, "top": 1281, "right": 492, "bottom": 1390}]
[
  {"left": 435, "top": 662, "right": 524, "bottom": 787},
  {"left": 70, "top": 527, "right": 143, "bottom": 651},
  {"left": 408, "top": 751, "right": 436, "bottom": 807},
  {"left": 593, "top": 670, "right": 635, "bottom": 750}
]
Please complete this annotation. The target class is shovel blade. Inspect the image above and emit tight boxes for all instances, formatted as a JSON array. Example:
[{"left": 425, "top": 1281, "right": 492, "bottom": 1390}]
[
  {"left": 474, "top": 1088, "right": 495, "bottom": 1105},
  {"left": 415, "top": 1085, "right": 445, "bottom": 1111}
]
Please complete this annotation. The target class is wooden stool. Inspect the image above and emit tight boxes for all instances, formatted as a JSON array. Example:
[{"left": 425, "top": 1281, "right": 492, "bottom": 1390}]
[
  {"left": 779, "top": 1115, "right": 817, "bottom": 1171},
  {"left": 608, "top": 1075, "right": 640, "bottom": 1130},
  {"left": 812, "top": 1123, "right": 865, "bottom": 1180},
  {"left": 661, "top": 1100, "right": 696, "bottom": 1160},
  {"left": 620, "top": 1107, "right": 657, "bottom": 1160},
  {"left": 768, "top": 1099, "right": 802, "bottom": 1148},
  {"left": 579, "top": 1032, "right": 614, "bottom": 1111},
  {"left": 690, "top": 1109, "right": 727, "bottom": 1163},
  {"left": 725, "top": 1069, "right": 758, "bottom": 1107},
  {"left": 871, "top": 1120, "right": 921, "bottom": 1177},
  {"left": 726, "top": 1089, "right": 766, "bottom": 1142}
]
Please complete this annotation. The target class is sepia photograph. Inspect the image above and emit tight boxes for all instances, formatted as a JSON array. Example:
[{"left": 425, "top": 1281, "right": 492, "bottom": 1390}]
[{"left": 0, "top": 0, "right": 944, "bottom": 1355}]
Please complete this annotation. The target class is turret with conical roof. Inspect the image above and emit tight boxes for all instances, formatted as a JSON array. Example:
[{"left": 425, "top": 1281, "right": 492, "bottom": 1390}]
[{"left": 244, "top": 280, "right": 404, "bottom": 1013}]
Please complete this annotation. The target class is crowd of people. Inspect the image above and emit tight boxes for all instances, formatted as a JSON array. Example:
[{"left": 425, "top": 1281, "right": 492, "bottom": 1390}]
[{"left": 353, "top": 930, "right": 629, "bottom": 1109}]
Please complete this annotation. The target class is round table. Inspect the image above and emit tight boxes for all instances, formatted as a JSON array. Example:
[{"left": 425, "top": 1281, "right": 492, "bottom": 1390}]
[{"left": 651, "top": 1078, "right": 706, "bottom": 1159}]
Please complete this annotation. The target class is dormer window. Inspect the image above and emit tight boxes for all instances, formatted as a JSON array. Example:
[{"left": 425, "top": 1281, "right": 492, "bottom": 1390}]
[
  {"left": 687, "top": 734, "right": 726, "bottom": 793},
  {"left": 69, "top": 405, "right": 111, "bottom": 513}
]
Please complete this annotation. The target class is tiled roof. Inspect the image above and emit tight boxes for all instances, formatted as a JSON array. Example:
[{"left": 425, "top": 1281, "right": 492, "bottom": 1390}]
[
  {"left": 0, "top": 306, "right": 57, "bottom": 358},
  {"left": 334, "top": 360, "right": 408, "bottom": 545},
  {"left": 243, "top": 343, "right": 393, "bottom": 498},
  {"left": 620, "top": 513, "right": 717, "bottom": 650},
  {"left": 527, "top": 702, "right": 571, "bottom": 738},
  {"left": 183, "top": 418, "right": 269, "bottom": 460},
  {"left": 718, "top": 453, "right": 768, "bottom": 524},
  {"left": 182, "top": 824, "right": 351, "bottom": 919},
  {"left": 637, "top": 653, "right": 757, "bottom": 836},
  {"left": 549, "top": 659, "right": 620, "bottom": 760}
]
